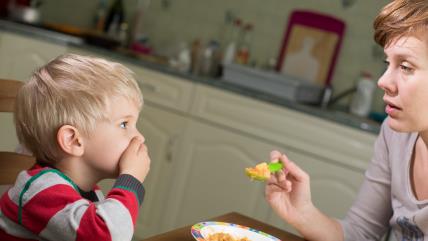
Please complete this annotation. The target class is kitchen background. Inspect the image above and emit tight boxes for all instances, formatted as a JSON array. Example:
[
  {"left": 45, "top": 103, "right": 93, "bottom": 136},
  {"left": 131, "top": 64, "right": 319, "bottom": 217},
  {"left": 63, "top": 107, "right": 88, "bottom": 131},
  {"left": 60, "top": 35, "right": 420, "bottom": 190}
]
[
  {"left": 0, "top": 0, "right": 394, "bottom": 240},
  {"left": 37, "top": 0, "right": 389, "bottom": 113}
]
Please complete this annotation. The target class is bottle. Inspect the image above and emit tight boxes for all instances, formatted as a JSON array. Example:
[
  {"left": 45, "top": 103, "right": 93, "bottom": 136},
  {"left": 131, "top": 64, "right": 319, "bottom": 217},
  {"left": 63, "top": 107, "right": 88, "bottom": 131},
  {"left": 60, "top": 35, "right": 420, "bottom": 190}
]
[
  {"left": 222, "top": 18, "right": 241, "bottom": 65},
  {"left": 176, "top": 42, "right": 191, "bottom": 73},
  {"left": 350, "top": 72, "right": 376, "bottom": 117},
  {"left": 191, "top": 39, "right": 202, "bottom": 75},
  {"left": 104, "top": 0, "right": 124, "bottom": 37},
  {"left": 94, "top": 0, "right": 107, "bottom": 32},
  {"left": 200, "top": 40, "right": 221, "bottom": 77},
  {"left": 235, "top": 22, "right": 253, "bottom": 65},
  {"left": 118, "top": 22, "right": 129, "bottom": 47}
]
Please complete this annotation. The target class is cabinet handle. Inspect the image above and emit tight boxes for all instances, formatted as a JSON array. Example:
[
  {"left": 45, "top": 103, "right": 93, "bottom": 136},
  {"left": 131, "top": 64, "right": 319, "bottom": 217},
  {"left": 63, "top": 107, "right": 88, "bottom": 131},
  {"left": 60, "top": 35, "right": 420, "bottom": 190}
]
[
  {"left": 166, "top": 134, "right": 179, "bottom": 163},
  {"left": 140, "top": 82, "right": 159, "bottom": 93}
]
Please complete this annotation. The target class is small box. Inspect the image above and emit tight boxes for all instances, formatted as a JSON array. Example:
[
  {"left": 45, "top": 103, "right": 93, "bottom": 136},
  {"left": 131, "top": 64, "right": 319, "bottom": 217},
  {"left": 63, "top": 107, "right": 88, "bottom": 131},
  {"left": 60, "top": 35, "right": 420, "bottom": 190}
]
[{"left": 222, "top": 63, "right": 324, "bottom": 104}]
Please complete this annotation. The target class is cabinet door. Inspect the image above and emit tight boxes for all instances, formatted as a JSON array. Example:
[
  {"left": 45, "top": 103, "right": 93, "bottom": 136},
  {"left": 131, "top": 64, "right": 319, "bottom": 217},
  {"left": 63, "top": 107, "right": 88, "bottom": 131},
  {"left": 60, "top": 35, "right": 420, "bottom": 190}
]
[
  {"left": 0, "top": 112, "right": 18, "bottom": 151},
  {"left": 0, "top": 32, "right": 67, "bottom": 80},
  {"left": 67, "top": 46, "right": 195, "bottom": 113},
  {"left": 135, "top": 104, "right": 190, "bottom": 239},
  {"left": 265, "top": 147, "right": 365, "bottom": 234},
  {"left": 98, "top": 104, "right": 189, "bottom": 239},
  {"left": 161, "top": 120, "right": 279, "bottom": 231}
]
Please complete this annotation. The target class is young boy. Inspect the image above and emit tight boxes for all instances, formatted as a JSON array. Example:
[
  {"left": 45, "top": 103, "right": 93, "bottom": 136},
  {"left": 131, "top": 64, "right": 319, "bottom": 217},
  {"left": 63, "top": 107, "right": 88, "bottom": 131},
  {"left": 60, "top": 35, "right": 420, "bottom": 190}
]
[{"left": 0, "top": 54, "right": 151, "bottom": 241}]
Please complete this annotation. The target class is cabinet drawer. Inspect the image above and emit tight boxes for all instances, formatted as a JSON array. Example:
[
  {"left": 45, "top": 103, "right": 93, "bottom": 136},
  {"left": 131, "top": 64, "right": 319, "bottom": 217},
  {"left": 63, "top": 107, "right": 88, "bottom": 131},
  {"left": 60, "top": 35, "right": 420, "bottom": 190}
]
[
  {"left": 126, "top": 65, "right": 195, "bottom": 112},
  {"left": 66, "top": 47, "right": 195, "bottom": 113},
  {"left": 0, "top": 31, "right": 67, "bottom": 81},
  {"left": 190, "top": 84, "right": 377, "bottom": 171}
]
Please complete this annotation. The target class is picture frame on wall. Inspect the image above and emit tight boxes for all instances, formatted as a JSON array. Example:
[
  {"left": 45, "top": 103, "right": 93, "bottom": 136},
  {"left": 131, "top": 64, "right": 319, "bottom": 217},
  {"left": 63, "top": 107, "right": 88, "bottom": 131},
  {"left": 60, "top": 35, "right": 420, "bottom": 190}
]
[{"left": 276, "top": 10, "right": 346, "bottom": 87}]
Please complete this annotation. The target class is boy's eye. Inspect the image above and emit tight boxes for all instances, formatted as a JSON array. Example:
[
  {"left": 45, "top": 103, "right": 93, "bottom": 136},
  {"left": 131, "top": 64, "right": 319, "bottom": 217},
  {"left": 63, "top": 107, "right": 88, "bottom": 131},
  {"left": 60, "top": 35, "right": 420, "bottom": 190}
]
[{"left": 120, "top": 121, "right": 128, "bottom": 129}]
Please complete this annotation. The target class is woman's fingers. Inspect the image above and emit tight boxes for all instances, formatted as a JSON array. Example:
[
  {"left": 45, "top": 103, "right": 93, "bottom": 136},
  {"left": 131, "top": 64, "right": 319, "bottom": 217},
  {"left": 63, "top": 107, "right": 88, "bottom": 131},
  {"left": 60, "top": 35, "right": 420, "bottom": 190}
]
[
  {"left": 279, "top": 154, "right": 308, "bottom": 183},
  {"left": 270, "top": 150, "right": 282, "bottom": 162}
]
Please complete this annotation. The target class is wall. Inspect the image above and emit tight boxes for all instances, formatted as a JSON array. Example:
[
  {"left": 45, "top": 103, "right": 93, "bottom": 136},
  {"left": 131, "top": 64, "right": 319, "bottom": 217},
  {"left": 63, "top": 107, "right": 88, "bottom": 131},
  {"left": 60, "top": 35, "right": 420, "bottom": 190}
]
[
  {"left": 39, "top": 0, "right": 390, "bottom": 112},
  {"left": 138, "top": 0, "right": 390, "bottom": 112}
]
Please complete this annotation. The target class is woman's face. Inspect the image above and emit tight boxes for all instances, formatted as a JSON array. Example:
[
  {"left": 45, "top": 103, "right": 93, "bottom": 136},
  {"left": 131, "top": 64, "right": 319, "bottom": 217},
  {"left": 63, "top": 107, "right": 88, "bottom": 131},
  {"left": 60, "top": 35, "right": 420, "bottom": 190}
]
[{"left": 378, "top": 35, "right": 428, "bottom": 132}]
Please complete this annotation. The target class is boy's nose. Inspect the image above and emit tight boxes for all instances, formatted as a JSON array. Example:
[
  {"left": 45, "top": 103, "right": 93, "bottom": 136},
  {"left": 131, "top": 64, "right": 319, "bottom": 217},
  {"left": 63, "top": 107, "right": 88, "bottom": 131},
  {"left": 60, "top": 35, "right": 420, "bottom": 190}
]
[{"left": 136, "top": 132, "right": 145, "bottom": 143}]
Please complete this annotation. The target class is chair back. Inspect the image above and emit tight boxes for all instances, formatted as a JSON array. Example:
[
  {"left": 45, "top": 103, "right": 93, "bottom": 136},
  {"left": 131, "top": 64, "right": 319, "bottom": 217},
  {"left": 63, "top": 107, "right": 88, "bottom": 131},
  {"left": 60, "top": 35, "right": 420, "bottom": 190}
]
[{"left": 0, "top": 79, "right": 35, "bottom": 185}]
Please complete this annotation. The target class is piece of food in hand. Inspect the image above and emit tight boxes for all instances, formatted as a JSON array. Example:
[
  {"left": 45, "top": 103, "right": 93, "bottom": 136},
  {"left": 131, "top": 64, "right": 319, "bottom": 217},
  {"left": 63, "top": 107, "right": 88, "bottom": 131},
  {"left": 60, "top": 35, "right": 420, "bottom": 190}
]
[{"left": 245, "top": 161, "right": 283, "bottom": 181}]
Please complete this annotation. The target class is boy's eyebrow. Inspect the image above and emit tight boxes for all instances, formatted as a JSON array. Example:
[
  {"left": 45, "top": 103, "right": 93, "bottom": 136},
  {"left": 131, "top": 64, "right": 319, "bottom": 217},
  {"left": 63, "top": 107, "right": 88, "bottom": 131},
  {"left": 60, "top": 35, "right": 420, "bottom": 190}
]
[{"left": 115, "top": 114, "right": 136, "bottom": 120}]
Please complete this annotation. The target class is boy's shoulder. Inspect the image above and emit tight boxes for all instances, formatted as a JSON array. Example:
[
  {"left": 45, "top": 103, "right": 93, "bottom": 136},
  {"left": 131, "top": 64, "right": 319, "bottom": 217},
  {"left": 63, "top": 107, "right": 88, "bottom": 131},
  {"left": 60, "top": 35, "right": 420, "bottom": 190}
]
[{"left": 2, "top": 165, "right": 80, "bottom": 206}]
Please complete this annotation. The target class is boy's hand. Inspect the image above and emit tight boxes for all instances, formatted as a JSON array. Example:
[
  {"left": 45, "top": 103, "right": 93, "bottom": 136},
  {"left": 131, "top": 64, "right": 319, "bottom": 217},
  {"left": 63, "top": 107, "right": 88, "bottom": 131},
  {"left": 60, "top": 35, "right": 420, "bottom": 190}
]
[{"left": 119, "top": 137, "right": 151, "bottom": 183}]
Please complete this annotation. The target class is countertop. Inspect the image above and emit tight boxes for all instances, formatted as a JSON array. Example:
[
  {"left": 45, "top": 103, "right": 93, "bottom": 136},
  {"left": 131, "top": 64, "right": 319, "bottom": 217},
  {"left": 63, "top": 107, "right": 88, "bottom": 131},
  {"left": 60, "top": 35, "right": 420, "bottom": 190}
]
[{"left": 0, "top": 19, "right": 381, "bottom": 134}]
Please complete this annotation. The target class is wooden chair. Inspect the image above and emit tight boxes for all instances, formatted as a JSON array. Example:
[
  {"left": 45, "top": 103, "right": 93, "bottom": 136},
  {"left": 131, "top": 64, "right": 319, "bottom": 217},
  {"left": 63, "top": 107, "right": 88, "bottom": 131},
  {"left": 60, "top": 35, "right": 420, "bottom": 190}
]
[{"left": 0, "top": 79, "right": 35, "bottom": 185}]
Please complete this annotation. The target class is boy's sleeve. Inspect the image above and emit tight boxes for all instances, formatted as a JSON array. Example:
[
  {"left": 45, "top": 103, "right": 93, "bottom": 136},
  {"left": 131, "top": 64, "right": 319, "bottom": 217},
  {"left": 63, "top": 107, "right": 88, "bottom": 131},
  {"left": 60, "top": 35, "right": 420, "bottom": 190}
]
[
  {"left": 1, "top": 171, "right": 145, "bottom": 241},
  {"left": 75, "top": 174, "right": 145, "bottom": 241}
]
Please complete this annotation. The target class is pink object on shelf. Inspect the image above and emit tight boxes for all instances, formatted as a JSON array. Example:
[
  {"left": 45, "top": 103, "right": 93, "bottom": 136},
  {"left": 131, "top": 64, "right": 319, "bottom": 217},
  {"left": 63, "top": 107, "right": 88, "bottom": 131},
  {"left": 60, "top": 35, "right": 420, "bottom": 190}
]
[
  {"left": 276, "top": 10, "right": 346, "bottom": 87},
  {"left": 130, "top": 42, "right": 152, "bottom": 55}
]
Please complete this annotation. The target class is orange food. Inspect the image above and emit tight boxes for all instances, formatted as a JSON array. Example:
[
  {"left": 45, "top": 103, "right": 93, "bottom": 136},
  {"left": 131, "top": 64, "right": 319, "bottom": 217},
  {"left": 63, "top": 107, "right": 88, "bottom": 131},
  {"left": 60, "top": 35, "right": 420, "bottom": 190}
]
[
  {"left": 245, "top": 162, "right": 271, "bottom": 181},
  {"left": 206, "top": 232, "right": 250, "bottom": 241}
]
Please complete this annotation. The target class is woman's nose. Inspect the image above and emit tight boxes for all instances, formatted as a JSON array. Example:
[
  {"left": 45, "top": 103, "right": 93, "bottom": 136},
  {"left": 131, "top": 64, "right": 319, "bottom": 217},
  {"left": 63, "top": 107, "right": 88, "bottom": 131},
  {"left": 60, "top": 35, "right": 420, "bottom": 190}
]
[{"left": 377, "top": 70, "right": 397, "bottom": 96}]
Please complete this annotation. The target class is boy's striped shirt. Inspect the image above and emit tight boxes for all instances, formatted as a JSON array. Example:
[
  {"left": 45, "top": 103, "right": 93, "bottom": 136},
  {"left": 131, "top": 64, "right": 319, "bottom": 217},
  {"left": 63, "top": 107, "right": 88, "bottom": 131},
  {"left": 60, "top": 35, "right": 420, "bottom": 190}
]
[{"left": 0, "top": 164, "right": 145, "bottom": 241}]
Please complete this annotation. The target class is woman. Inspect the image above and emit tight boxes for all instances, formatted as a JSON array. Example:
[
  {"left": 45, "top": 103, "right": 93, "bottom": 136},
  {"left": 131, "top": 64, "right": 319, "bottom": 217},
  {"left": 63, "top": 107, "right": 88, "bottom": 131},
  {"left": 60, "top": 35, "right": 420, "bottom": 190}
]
[{"left": 266, "top": 0, "right": 428, "bottom": 240}]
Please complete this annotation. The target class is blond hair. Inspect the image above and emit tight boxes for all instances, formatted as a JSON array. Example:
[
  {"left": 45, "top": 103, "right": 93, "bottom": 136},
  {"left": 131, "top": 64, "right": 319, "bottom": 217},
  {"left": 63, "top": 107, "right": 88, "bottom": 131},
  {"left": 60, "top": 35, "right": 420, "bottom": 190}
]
[
  {"left": 374, "top": 0, "right": 428, "bottom": 47},
  {"left": 14, "top": 54, "right": 143, "bottom": 164}
]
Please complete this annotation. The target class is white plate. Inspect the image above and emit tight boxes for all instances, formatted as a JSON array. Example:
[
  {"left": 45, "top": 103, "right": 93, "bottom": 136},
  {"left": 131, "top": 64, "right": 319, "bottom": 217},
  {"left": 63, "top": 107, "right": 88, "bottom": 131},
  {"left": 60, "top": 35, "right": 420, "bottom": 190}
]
[{"left": 191, "top": 221, "right": 281, "bottom": 241}]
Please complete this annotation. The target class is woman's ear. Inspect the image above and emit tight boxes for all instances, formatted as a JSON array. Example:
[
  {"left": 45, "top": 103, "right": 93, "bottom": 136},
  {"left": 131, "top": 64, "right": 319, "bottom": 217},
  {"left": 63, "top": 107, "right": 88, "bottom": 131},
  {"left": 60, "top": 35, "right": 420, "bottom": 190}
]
[{"left": 57, "top": 125, "right": 84, "bottom": 156}]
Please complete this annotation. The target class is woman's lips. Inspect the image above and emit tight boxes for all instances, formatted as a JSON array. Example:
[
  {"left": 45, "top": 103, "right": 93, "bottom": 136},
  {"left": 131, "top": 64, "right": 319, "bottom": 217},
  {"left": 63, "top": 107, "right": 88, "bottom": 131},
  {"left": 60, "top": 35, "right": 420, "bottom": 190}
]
[{"left": 385, "top": 104, "right": 401, "bottom": 116}]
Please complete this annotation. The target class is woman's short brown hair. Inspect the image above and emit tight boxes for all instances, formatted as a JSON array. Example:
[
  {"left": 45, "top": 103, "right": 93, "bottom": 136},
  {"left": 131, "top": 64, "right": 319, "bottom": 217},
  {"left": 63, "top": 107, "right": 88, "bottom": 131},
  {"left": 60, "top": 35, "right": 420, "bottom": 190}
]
[{"left": 374, "top": 0, "right": 428, "bottom": 47}]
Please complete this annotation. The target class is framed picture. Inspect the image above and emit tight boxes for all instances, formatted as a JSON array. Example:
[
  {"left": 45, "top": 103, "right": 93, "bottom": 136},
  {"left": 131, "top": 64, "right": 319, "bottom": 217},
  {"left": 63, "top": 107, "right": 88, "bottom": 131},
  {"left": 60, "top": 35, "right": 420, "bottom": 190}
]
[{"left": 276, "top": 10, "right": 346, "bottom": 86}]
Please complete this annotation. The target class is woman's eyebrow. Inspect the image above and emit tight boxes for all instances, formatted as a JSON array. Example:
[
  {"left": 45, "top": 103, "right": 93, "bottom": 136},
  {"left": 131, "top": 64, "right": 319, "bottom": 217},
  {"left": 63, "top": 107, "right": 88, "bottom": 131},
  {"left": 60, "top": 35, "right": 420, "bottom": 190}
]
[{"left": 387, "top": 52, "right": 418, "bottom": 62}]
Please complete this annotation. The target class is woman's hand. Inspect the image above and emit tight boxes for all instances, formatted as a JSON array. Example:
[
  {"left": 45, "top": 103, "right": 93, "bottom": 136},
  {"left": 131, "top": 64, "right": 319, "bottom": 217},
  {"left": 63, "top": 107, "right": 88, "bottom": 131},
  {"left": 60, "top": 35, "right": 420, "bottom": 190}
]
[{"left": 265, "top": 150, "right": 314, "bottom": 227}]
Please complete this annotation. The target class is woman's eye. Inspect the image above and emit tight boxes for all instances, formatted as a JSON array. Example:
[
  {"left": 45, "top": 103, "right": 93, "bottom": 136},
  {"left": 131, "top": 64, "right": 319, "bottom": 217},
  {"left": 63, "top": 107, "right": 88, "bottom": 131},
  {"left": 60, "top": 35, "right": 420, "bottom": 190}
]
[
  {"left": 120, "top": 122, "right": 128, "bottom": 129},
  {"left": 400, "top": 64, "right": 413, "bottom": 73}
]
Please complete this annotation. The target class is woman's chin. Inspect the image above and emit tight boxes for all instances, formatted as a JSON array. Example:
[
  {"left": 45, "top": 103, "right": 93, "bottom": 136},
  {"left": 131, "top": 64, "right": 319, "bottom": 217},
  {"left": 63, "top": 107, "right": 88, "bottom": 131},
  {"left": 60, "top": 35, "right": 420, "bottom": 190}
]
[{"left": 387, "top": 118, "right": 412, "bottom": 133}]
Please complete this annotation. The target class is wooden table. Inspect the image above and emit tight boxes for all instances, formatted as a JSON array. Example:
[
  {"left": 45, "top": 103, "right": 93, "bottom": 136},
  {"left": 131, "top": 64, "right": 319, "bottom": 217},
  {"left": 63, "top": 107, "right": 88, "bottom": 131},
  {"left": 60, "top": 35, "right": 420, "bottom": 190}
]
[{"left": 140, "top": 212, "right": 305, "bottom": 241}]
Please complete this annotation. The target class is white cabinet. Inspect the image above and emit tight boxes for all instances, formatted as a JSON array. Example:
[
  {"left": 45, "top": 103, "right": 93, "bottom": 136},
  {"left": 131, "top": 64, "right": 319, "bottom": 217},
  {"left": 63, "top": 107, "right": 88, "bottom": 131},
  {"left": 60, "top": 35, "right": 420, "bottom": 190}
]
[
  {"left": 190, "top": 84, "right": 377, "bottom": 173},
  {"left": 133, "top": 105, "right": 190, "bottom": 239},
  {"left": 97, "top": 97, "right": 193, "bottom": 239},
  {"left": 0, "top": 32, "right": 67, "bottom": 81},
  {"left": 96, "top": 71, "right": 376, "bottom": 237},
  {"left": 66, "top": 46, "right": 196, "bottom": 113},
  {"left": 161, "top": 119, "right": 279, "bottom": 231},
  {"left": 0, "top": 31, "right": 67, "bottom": 151},
  {"left": 127, "top": 65, "right": 195, "bottom": 113},
  {"left": 0, "top": 112, "right": 18, "bottom": 152},
  {"left": 187, "top": 84, "right": 377, "bottom": 232},
  {"left": 265, "top": 147, "right": 368, "bottom": 234},
  {"left": 0, "top": 30, "right": 378, "bottom": 238},
  {"left": 80, "top": 57, "right": 197, "bottom": 238}
]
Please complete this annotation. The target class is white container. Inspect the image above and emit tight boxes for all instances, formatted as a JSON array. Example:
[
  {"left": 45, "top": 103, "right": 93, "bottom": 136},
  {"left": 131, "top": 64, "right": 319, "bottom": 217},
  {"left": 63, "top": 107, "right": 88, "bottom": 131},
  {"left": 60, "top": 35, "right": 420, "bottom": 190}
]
[
  {"left": 350, "top": 73, "right": 376, "bottom": 117},
  {"left": 222, "top": 63, "right": 324, "bottom": 104}
]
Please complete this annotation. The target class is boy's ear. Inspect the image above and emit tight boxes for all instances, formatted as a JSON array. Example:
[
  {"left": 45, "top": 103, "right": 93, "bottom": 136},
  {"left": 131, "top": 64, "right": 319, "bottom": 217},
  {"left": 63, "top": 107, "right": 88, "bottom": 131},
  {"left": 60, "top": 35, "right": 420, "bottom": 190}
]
[{"left": 57, "top": 125, "right": 84, "bottom": 156}]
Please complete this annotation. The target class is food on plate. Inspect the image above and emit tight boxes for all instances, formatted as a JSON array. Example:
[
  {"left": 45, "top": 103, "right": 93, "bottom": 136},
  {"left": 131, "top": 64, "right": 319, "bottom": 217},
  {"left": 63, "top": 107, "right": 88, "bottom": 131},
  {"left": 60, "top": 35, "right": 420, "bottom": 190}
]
[
  {"left": 206, "top": 232, "right": 250, "bottom": 241},
  {"left": 245, "top": 161, "right": 283, "bottom": 181}
]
